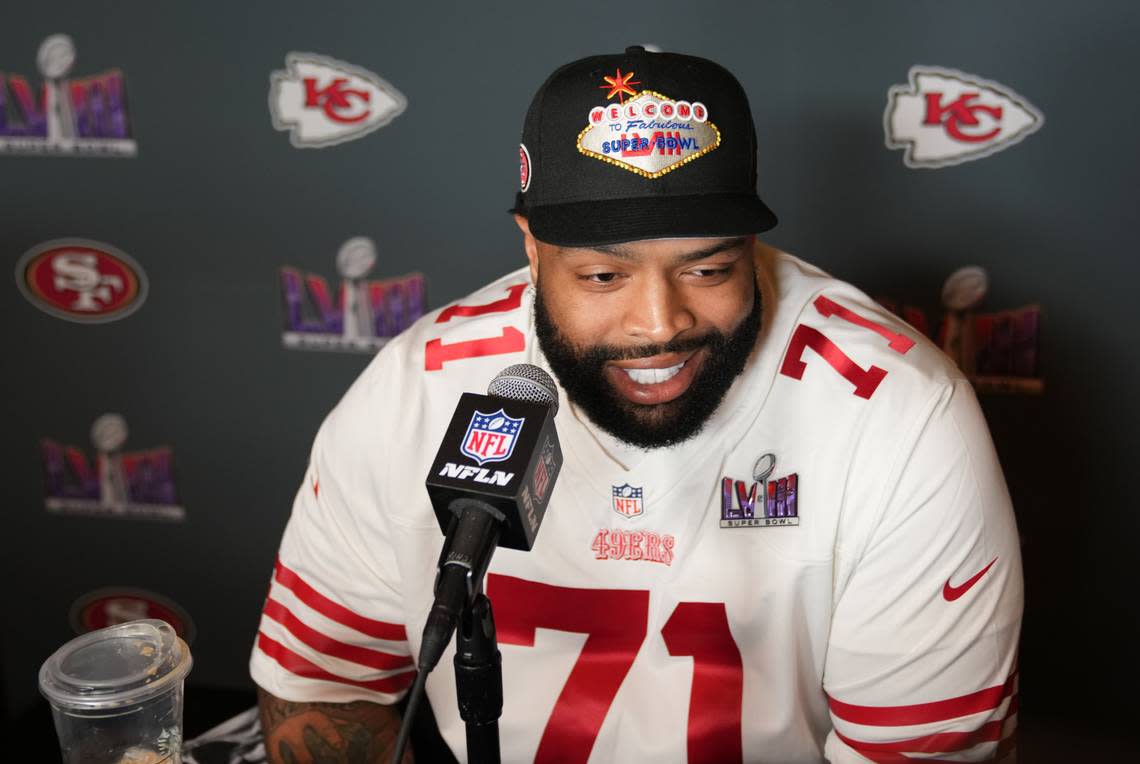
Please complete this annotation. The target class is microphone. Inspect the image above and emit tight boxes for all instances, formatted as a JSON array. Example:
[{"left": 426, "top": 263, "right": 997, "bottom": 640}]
[{"left": 418, "top": 363, "right": 562, "bottom": 673}]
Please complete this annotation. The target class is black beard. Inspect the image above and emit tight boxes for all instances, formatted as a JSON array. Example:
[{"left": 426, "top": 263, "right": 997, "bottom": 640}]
[{"left": 534, "top": 281, "right": 762, "bottom": 449}]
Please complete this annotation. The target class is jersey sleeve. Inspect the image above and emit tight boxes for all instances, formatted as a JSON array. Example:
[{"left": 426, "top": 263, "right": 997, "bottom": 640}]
[
  {"left": 249, "top": 377, "right": 416, "bottom": 705},
  {"left": 823, "top": 379, "right": 1023, "bottom": 763}
]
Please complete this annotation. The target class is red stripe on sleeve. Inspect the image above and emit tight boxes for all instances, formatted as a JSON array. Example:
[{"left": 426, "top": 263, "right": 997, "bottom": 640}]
[
  {"left": 828, "top": 671, "right": 1017, "bottom": 726},
  {"left": 835, "top": 718, "right": 1002, "bottom": 754},
  {"left": 257, "top": 631, "right": 415, "bottom": 695},
  {"left": 834, "top": 752, "right": 964, "bottom": 764},
  {"left": 274, "top": 559, "right": 407, "bottom": 642},
  {"left": 834, "top": 690, "right": 1019, "bottom": 762},
  {"left": 262, "top": 598, "right": 413, "bottom": 671}
]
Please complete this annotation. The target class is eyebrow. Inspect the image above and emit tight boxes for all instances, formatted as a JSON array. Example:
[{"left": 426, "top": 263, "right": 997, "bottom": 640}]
[{"left": 579, "top": 236, "right": 749, "bottom": 264}]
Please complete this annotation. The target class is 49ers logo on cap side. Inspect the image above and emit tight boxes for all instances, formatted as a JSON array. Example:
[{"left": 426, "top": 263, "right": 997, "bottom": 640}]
[
  {"left": 519, "top": 143, "right": 532, "bottom": 192},
  {"left": 269, "top": 53, "right": 407, "bottom": 149},
  {"left": 885, "top": 66, "right": 1044, "bottom": 168},
  {"left": 578, "top": 71, "right": 720, "bottom": 178},
  {"left": 16, "top": 239, "right": 147, "bottom": 323}
]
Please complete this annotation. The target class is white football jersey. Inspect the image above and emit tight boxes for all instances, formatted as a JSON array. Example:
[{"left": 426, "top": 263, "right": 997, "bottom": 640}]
[{"left": 250, "top": 244, "right": 1022, "bottom": 763}]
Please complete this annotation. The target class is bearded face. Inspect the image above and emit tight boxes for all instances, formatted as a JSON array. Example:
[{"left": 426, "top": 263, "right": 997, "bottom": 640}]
[{"left": 527, "top": 234, "right": 762, "bottom": 449}]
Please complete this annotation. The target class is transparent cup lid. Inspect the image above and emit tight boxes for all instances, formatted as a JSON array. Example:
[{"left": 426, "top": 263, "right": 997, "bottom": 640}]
[{"left": 39, "top": 619, "right": 193, "bottom": 711}]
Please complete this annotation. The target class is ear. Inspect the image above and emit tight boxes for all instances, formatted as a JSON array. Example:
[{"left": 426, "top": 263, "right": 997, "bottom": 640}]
[{"left": 514, "top": 214, "right": 540, "bottom": 285}]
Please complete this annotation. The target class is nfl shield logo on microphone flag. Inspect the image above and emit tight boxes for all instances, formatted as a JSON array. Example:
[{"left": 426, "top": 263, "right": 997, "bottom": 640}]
[{"left": 461, "top": 410, "right": 525, "bottom": 466}]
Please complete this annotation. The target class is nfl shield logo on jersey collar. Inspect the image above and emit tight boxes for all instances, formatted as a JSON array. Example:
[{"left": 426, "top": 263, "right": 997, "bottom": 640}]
[
  {"left": 720, "top": 453, "right": 799, "bottom": 528},
  {"left": 612, "top": 484, "right": 645, "bottom": 520},
  {"left": 461, "top": 409, "right": 524, "bottom": 466}
]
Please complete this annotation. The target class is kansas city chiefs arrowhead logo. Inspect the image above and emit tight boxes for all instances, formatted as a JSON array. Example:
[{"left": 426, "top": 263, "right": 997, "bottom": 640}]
[
  {"left": 884, "top": 66, "right": 1043, "bottom": 168},
  {"left": 269, "top": 53, "right": 407, "bottom": 149}
]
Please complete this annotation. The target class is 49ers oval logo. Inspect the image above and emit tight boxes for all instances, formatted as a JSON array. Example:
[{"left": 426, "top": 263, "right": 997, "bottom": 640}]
[
  {"left": 69, "top": 587, "right": 196, "bottom": 643},
  {"left": 15, "top": 239, "right": 148, "bottom": 323},
  {"left": 519, "top": 143, "right": 532, "bottom": 192}
]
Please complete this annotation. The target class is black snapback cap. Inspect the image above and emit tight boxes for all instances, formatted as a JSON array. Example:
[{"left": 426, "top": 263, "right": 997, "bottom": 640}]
[{"left": 513, "top": 45, "right": 777, "bottom": 247}]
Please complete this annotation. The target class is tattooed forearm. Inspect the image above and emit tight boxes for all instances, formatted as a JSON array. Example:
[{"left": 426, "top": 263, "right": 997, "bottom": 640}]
[{"left": 257, "top": 686, "right": 413, "bottom": 764}]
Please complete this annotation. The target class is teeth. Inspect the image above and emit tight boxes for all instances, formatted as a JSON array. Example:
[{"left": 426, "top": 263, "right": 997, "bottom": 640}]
[{"left": 624, "top": 362, "right": 684, "bottom": 385}]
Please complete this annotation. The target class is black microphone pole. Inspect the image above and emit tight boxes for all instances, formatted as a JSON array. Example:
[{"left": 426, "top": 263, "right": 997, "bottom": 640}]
[
  {"left": 424, "top": 498, "right": 505, "bottom": 764},
  {"left": 392, "top": 364, "right": 562, "bottom": 764},
  {"left": 454, "top": 592, "right": 502, "bottom": 764}
]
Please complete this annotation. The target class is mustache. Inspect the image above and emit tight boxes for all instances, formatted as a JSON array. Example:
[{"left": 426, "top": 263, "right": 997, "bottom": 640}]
[{"left": 574, "top": 331, "right": 723, "bottom": 364}]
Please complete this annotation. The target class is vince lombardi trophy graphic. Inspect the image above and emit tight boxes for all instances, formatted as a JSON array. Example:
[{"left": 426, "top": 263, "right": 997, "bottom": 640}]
[
  {"left": 37, "top": 34, "right": 77, "bottom": 144},
  {"left": 753, "top": 453, "right": 776, "bottom": 486},
  {"left": 91, "top": 413, "right": 129, "bottom": 507},
  {"left": 337, "top": 237, "right": 377, "bottom": 341},
  {"left": 941, "top": 266, "right": 989, "bottom": 377}
]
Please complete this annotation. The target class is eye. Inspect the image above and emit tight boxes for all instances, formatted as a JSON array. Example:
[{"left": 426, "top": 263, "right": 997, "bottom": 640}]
[
  {"left": 686, "top": 266, "right": 732, "bottom": 280},
  {"left": 580, "top": 272, "right": 620, "bottom": 284}
]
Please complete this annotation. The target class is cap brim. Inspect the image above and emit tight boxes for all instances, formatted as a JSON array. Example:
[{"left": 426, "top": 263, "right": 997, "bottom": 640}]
[{"left": 523, "top": 193, "right": 778, "bottom": 248}]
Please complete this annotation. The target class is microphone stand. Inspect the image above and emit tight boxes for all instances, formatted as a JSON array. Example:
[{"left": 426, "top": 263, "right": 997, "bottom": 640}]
[{"left": 454, "top": 592, "right": 503, "bottom": 764}]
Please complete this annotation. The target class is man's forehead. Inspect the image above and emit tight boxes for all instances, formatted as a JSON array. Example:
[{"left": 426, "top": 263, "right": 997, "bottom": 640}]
[{"left": 551, "top": 235, "right": 750, "bottom": 262}]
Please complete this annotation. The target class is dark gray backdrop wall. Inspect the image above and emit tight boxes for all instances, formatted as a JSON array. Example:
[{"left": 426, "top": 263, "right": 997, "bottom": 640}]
[{"left": 3, "top": 0, "right": 1137, "bottom": 735}]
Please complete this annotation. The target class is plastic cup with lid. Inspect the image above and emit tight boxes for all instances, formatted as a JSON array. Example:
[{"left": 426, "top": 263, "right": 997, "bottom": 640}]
[{"left": 39, "top": 619, "right": 193, "bottom": 764}]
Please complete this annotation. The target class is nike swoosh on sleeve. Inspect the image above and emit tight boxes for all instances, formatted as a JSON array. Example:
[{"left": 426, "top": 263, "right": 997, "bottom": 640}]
[{"left": 942, "top": 557, "right": 998, "bottom": 601}]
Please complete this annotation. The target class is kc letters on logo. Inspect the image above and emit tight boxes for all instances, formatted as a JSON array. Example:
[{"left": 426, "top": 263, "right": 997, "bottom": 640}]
[
  {"left": 885, "top": 66, "right": 1043, "bottom": 168},
  {"left": 461, "top": 410, "right": 524, "bottom": 466},
  {"left": 269, "top": 53, "right": 407, "bottom": 149}
]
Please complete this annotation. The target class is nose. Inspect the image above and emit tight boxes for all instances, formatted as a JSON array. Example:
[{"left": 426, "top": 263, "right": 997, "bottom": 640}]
[{"left": 620, "top": 275, "right": 696, "bottom": 344}]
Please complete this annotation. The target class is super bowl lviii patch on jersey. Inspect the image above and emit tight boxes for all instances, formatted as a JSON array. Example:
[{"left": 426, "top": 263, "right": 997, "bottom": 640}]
[
  {"left": 720, "top": 453, "right": 799, "bottom": 528},
  {"left": 577, "top": 68, "right": 720, "bottom": 178}
]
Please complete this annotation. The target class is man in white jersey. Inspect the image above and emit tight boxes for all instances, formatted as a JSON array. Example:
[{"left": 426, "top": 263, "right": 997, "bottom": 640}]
[{"left": 251, "top": 46, "right": 1023, "bottom": 764}]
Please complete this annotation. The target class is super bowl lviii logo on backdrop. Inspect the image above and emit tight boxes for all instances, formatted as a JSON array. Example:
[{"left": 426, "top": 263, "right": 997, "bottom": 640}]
[
  {"left": 40, "top": 414, "right": 184, "bottom": 522},
  {"left": 0, "top": 34, "right": 136, "bottom": 157},
  {"left": 16, "top": 239, "right": 148, "bottom": 323},
  {"left": 884, "top": 66, "right": 1043, "bottom": 169},
  {"left": 269, "top": 53, "right": 407, "bottom": 149},
  {"left": 280, "top": 236, "right": 426, "bottom": 352}
]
